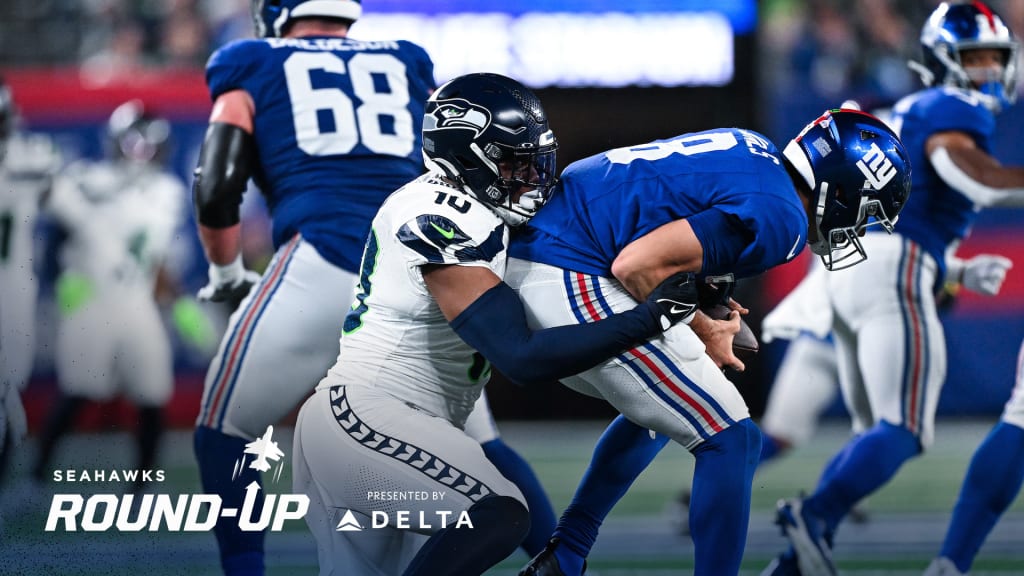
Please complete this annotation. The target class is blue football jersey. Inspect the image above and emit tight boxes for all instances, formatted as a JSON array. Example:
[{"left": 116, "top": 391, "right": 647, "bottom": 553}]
[
  {"left": 510, "top": 129, "right": 808, "bottom": 280},
  {"left": 206, "top": 36, "right": 435, "bottom": 271},
  {"left": 889, "top": 86, "right": 996, "bottom": 278}
]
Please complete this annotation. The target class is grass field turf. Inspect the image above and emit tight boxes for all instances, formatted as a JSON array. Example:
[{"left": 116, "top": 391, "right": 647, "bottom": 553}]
[{"left": 2, "top": 419, "right": 1022, "bottom": 575}]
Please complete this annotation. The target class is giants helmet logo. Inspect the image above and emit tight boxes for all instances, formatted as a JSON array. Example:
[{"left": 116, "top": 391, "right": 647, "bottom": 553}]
[
  {"left": 425, "top": 99, "right": 492, "bottom": 137},
  {"left": 856, "top": 142, "right": 897, "bottom": 190}
]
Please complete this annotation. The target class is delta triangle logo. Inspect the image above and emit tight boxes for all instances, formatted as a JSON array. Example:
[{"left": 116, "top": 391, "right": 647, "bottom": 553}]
[{"left": 336, "top": 509, "right": 364, "bottom": 532}]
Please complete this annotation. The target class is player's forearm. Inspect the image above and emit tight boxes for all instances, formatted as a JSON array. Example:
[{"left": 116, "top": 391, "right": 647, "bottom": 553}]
[
  {"left": 451, "top": 282, "right": 662, "bottom": 386},
  {"left": 612, "top": 219, "right": 703, "bottom": 301},
  {"left": 931, "top": 147, "right": 1024, "bottom": 207},
  {"left": 198, "top": 223, "right": 242, "bottom": 266}
]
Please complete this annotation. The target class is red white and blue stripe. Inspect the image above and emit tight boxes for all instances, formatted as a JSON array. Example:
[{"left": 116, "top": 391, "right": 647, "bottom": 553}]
[
  {"left": 200, "top": 235, "right": 302, "bottom": 429},
  {"left": 897, "top": 239, "right": 931, "bottom": 436},
  {"left": 563, "top": 271, "right": 735, "bottom": 441}
]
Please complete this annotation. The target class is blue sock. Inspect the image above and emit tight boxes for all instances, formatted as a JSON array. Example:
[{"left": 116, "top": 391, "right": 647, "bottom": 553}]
[
  {"left": 805, "top": 421, "right": 919, "bottom": 533},
  {"left": 690, "top": 418, "right": 761, "bottom": 576},
  {"left": 554, "top": 416, "right": 669, "bottom": 575},
  {"left": 195, "top": 425, "right": 265, "bottom": 576},
  {"left": 941, "top": 421, "right": 1024, "bottom": 573},
  {"left": 758, "top": 432, "right": 786, "bottom": 466},
  {"left": 481, "top": 438, "right": 557, "bottom": 557}
]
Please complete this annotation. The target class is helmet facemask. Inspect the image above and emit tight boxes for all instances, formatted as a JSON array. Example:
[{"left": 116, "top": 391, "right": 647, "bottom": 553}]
[
  {"left": 477, "top": 139, "right": 558, "bottom": 226},
  {"left": 809, "top": 181, "right": 898, "bottom": 271}
]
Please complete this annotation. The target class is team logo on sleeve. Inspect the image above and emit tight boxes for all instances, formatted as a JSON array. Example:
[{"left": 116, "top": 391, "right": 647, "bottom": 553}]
[{"left": 425, "top": 99, "right": 491, "bottom": 136}]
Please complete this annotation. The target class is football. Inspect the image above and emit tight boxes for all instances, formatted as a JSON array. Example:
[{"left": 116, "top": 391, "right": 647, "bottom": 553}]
[{"left": 701, "top": 304, "right": 759, "bottom": 360}]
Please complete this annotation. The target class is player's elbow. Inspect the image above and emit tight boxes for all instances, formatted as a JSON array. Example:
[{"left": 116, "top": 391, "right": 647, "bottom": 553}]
[
  {"left": 192, "top": 122, "right": 255, "bottom": 228},
  {"left": 490, "top": 355, "right": 551, "bottom": 387},
  {"left": 610, "top": 250, "right": 648, "bottom": 294}
]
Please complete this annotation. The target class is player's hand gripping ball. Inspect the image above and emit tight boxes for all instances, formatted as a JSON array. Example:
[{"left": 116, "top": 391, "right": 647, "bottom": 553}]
[
  {"left": 700, "top": 303, "right": 759, "bottom": 360},
  {"left": 697, "top": 278, "right": 759, "bottom": 360}
]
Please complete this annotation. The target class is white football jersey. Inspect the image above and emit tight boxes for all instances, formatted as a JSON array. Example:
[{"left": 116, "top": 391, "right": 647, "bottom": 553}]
[
  {"left": 319, "top": 172, "right": 509, "bottom": 428},
  {"left": 48, "top": 160, "right": 185, "bottom": 293},
  {"left": 0, "top": 133, "right": 60, "bottom": 387},
  {"left": 0, "top": 134, "right": 59, "bottom": 291}
]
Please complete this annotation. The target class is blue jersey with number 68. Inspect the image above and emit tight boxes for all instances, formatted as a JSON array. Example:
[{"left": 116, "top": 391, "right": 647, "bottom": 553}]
[
  {"left": 206, "top": 36, "right": 435, "bottom": 271},
  {"left": 510, "top": 128, "right": 808, "bottom": 280}
]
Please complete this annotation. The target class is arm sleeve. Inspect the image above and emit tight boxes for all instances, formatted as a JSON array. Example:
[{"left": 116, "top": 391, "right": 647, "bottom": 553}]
[
  {"left": 930, "top": 147, "right": 1024, "bottom": 207},
  {"left": 450, "top": 282, "right": 662, "bottom": 386},
  {"left": 685, "top": 208, "right": 751, "bottom": 275}
]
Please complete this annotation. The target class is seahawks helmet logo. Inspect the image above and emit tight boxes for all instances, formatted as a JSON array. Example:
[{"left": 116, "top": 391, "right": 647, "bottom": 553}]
[{"left": 426, "top": 99, "right": 491, "bottom": 137}]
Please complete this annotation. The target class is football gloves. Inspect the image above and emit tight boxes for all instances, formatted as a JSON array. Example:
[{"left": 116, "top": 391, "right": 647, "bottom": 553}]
[
  {"left": 645, "top": 271, "right": 700, "bottom": 331},
  {"left": 197, "top": 255, "right": 260, "bottom": 303},
  {"left": 948, "top": 254, "right": 1013, "bottom": 297}
]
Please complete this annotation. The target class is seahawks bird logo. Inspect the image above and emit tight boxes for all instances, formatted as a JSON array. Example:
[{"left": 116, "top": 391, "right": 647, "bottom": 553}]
[{"left": 426, "top": 99, "right": 491, "bottom": 137}]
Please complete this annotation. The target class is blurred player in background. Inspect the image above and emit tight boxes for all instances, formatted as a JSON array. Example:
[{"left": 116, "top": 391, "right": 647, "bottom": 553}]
[
  {"left": 759, "top": 244, "right": 1009, "bottom": 468},
  {"left": 191, "top": 2, "right": 554, "bottom": 574},
  {"left": 510, "top": 109, "right": 912, "bottom": 576},
  {"left": 0, "top": 77, "right": 61, "bottom": 491},
  {"left": 294, "top": 71, "right": 698, "bottom": 576},
  {"left": 29, "top": 100, "right": 188, "bottom": 496},
  {"left": 764, "top": 2, "right": 1023, "bottom": 575}
]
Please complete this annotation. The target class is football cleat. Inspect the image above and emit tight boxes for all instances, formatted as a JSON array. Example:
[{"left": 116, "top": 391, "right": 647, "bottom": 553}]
[
  {"left": 774, "top": 498, "right": 837, "bottom": 576},
  {"left": 518, "top": 537, "right": 587, "bottom": 576},
  {"left": 923, "top": 557, "right": 966, "bottom": 576}
]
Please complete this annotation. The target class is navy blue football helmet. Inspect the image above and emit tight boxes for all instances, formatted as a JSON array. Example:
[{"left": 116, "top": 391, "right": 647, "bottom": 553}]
[
  {"left": 912, "top": 1, "right": 1019, "bottom": 112},
  {"left": 422, "top": 73, "right": 559, "bottom": 226},
  {"left": 251, "top": 0, "right": 362, "bottom": 38},
  {"left": 106, "top": 100, "right": 171, "bottom": 165},
  {"left": 782, "top": 109, "right": 912, "bottom": 270}
]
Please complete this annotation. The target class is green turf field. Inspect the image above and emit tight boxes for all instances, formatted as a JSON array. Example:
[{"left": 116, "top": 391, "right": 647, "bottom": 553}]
[{"left": 2, "top": 419, "right": 1022, "bottom": 575}]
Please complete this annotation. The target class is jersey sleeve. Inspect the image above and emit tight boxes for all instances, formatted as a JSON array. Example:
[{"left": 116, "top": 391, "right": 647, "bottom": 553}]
[
  {"left": 920, "top": 90, "right": 996, "bottom": 146},
  {"left": 396, "top": 213, "right": 506, "bottom": 267},
  {"left": 205, "top": 40, "right": 262, "bottom": 101},
  {"left": 708, "top": 186, "right": 808, "bottom": 278}
]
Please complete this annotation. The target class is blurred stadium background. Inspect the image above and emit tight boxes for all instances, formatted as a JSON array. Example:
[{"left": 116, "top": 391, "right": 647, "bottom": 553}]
[{"left": 2, "top": 0, "right": 1024, "bottom": 573}]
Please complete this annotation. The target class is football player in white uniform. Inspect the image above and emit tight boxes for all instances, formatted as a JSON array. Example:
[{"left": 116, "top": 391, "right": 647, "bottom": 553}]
[
  {"left": 293, "top": 73, "right": 699, "bottom": 576},
  {"left": 30, "top": 101, "right": 187, "bottom": 495},
  {"left": 0, "top": 78, "right": 61, "bottom": 486}
]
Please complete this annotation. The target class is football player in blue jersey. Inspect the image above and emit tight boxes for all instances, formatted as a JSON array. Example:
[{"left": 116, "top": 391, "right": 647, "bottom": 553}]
[
  {"left": 508, "top": 108, "right": 911, "bottom": 576},
  {"left": 761, "top": 3, "right": 1024, "bottom": 576},
  {"left": 903, "top": 3, "right": 1024, "bottom": 576},
  {"left": 293, "top": 72, "right": 704, "bottom": 576},
  {"left": 190, "top": 2, "right": 558, "bottom": 574}
]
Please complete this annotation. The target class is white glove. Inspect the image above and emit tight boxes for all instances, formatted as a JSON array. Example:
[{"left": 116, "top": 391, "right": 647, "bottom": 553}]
[
  {"left": 197, "top": 255, "right": 261, "bottom": 303},
  {"left": 948, "top": 254, "right": 1013, "bottom": 296}
]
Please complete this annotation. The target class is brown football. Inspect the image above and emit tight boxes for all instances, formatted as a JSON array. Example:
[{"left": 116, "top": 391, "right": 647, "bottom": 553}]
[{"left": 701, "top": 304, "right": 759, "bottom": 360}]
